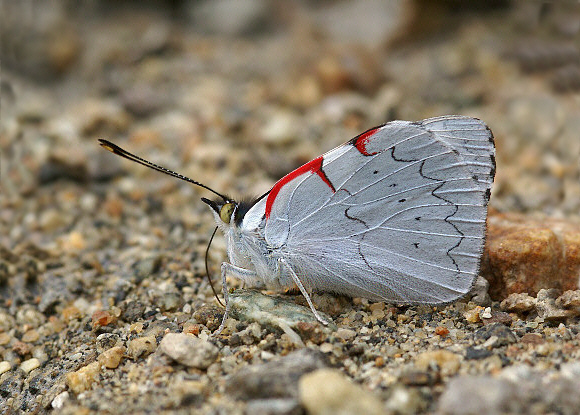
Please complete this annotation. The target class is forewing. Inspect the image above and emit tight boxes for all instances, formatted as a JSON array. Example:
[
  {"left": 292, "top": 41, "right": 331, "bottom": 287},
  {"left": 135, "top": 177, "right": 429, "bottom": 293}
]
[{"left": 265, "top": 116, "right": 495, "bottom": 304}]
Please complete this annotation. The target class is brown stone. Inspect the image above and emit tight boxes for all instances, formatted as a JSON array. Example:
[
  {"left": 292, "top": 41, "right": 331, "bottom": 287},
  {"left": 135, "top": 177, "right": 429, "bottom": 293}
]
[
  {"left": 520, "top": 333, "right": 544, "bottom": 345},
  {"left": 92, "top": 310, "right": 116, "bottom": 328},
  {"left": 481, "top": 211, "right": 580, "bottom": 299}
]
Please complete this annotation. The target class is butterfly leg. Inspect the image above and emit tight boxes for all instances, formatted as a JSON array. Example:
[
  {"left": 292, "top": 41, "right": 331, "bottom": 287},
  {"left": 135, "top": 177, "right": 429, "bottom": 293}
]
[
  {"left": 279, "top": 258, "right": 329, "bottom": 326},
  {"left": 213, "top": 262, "right": 258, "bottom": 336}
]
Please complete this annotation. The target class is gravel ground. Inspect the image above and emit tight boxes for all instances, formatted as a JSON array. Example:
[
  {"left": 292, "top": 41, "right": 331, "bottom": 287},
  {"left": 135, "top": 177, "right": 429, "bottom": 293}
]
[{"left": 1, "top": 1, "right": 580, "bottom": 414}]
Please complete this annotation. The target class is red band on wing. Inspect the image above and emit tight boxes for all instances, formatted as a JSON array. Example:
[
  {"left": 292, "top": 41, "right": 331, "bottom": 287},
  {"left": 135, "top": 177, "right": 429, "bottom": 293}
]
[
  {"left": 352, "top": 127, "right": 380, "bottom": 156},
  {"left": 265, "top": 156, "right": 335, "bottom": 219}
]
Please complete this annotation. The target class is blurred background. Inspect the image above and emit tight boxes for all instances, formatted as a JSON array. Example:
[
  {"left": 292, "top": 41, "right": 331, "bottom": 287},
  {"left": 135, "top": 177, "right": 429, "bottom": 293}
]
[{"left": 2, "top": 0, "right": 579, "bottom": 219}]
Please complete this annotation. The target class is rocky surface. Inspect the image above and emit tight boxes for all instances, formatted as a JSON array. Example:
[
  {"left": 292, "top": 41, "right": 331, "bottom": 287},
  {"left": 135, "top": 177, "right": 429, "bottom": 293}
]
[{"left": 1, "top": 1, "right": 580, "bottom": 414}]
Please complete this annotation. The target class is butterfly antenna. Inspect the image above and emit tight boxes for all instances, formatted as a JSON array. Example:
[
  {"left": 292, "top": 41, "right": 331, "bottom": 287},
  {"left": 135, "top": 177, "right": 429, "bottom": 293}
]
[
  {"left": 205, "top": 226, "right": 224, "bottom": 307},
  {"left": 99, "top": 139, "right": 229, "bottom": 201}
]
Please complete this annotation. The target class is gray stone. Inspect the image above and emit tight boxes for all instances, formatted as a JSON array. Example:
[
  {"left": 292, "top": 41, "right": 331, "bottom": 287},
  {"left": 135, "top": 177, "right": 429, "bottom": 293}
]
[
  {"left": 226, "top": 348, "right": 328, "bottom": 400},
  {"left": 472, "top": 323, "right": 517, "bottom": 347},
  {"left": 159, "top": 333, "right": 218, "bottom": 369},
  {"left": 245, "top": 398, "right": 302, "bottom": 415},
  {"left": 229, "top": 289, "right": 335, "bottom": 333},
  {"left": 438, "top": 376, "right": 517, "bottom": 414}
]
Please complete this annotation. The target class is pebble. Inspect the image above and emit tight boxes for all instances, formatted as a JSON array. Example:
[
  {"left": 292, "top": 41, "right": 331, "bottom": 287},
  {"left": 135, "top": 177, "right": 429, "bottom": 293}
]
[
  {"left": 92, "top": 310, "right": 116, "bottom": 328},
  {"left": 226, "top": 349, "right": 328, "bottom": 400},
  {"left": 21, "top": 329, "right": 40, "bottom": 343},
  {"left": 536, "top": 288, "right": 575, "bottom": 321},
  {"left": 66, "top": 361, "right": 101, "bottom": 394},
  {"left": 127, "top": 335, "right": 157, "bottom": 359},
  {"left": 229, "top": 290, "right": 334, "bottom": 332},
  {"left": 463, "top": 306, "right": 483, "bottom": 323},
  {"left": 245, "top": 398, "right": 302, "bottom": 415},
  {"left": 335, "top": 328, "right": 356, "bottom": 341},
  {"left": 0, "top": 360, "right": 12, "bottom": 375},
  {"left": 159, "top": 332, "right": 218, "bottom": 369},
  {"left": 98, "top": 346, "right": 125, "bottom": 369},
  {"left": 51, "top": 391, "right": 70, "bottom": 409},
  {"left": 473, "top": 323, "right": 517, "bottom": 347},
  {"left": 438, "top": 376, "right": 515, "bottom": 414},
  {"left": 299, "top": 369, "right": 384, "bottom": 415},
  {"left": 62, "top": 230, "right": 87, "bottom": 251},
  {"left": 469, "top": 276, "right": 492, "bottom": 306},
  {"left": 96, "top": 333, "right": 121, "bottom": 353},
  {"left": 556, "top": 290, "right": 580, "bottom": 308},
  {"left": 500, "top": 293, "right": 536, "bottom": 313},
  {"left": 20, "top": 357, "right": 40, "bottom": 374},
  {"left": 0, "top": 332, "right": 11, "bottom": 345},
  {"left": 414, "top": 350, "right": 461, "bottom": 376},
  {"left": 385, "top": 385, "right": 426, "bottom": 415}
]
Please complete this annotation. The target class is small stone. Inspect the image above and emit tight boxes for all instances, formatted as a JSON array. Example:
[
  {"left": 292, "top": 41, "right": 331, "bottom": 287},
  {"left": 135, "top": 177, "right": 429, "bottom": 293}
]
[
  {"left": 0, "top": 332, "right": 11, "bottom": 345},
  {"left": 335, "top": 328, "right": 356, "bottom": 341},
  {"left": 20, "top": 358, "right": 40, "bottom": 374},
  {"left": 98, "top": 346, "right": 125, "bottom": 369},
  {"left": 464, "top": 306, "right": 483, "bottom": 323},
  {"left": 435, "top": 326, "right": 449, "bottom": 336},
  {"left": 92, "top": 310, "right": 116, "bottom": 328},
  {"left": 500, "top": 293, "right": 536, "bottom": 313},
  {"left": 399, "top": 371, "right": 436, "bottom": 386},
  {"left": 385, "top": 385, "right": 427, "bottom": 414},
  {"left": 299, "top": 369, "right": 384, "bottom": 415},
  {"left": 21, "top": 329, "right": 40, "bottom": 343},
  {"left": 192, "top": 305, "right": 223, "bottom": 331},
  {"left": 464, "top": 347, "right": 493, "bottom": 360},
  {"left": 127, "top": 335, "right": 157, "bottom": 359},
  {"left": 62, "top": 231, "right": 86, "bottom": 251},
  {"left": 159, "top": 332, "right": 218, "bottom": 369},
  {"left": 295, "top": 322, "right": 326, "bottom": 344},
  {"left": 482, "top": 310, "right": 513, "bottom": 326},
  {"left": 520, "top": 333, "right": 544, "bottom": 345},
  {"left": 158, "top": 291, "right": 183, "bottom": 312},
  {"left": 556, "top": 290, "right": 580, "bottom": 309},
  {"left": 414, "top": 350, "right": 461, "bottom": 376},
  {"left": 480, "top": 307, "right": 492, "bottom": 319},
  {"left": 13, "top": 341, "right": 32, "bottom": 356},
  {"left": 96, "top": 333, "right": 121, "bottom": 353},
  {"left": 51, "top": 391, "right": 70, "bottom": 409},
  {"left": 182, "top": 322, "right": 202, "bottom": 336},
  {"left": 62, "top": 305, "right": 82, "bottom": 321},
  {"left": 536, "top": 289, "right": 575, "bottom": 321},
  {"left": 122, "top": 300, "right": 146, "bottom": 322},
  {"left": 228, "top": 290, "right": 334, "bottom": 332},
  {"left": 227, "top": 349, "right": 328, "bottom": 400},
  {"left": 232, "top": 322, "right": 262, "bottom": 346},
  {"left": 438, "top": 376, "right": 515, "bottom": 414},
  {"left": 470, "top": 275, "right": 492, "bottom": 306},
  {"left": 245, "top": 398, "right": 302, "bottom": 415},
  {"left": 66, "top": 361, "right": 101, "bottom": 394},
  {"left": 473, "top": 323, "right": 517, "bottom": 347},
  {"left": 0, "top": 361, "right": 12, "bottom": 375},
  {"left": 132, "top": 256, "right": 162, "bottom": 283}
]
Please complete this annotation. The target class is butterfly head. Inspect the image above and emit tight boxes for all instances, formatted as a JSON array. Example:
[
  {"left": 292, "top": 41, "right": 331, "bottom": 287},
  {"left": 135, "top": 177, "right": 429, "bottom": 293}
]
[{"left": 201, "top": 197, "right": 238, "bottom": 226}]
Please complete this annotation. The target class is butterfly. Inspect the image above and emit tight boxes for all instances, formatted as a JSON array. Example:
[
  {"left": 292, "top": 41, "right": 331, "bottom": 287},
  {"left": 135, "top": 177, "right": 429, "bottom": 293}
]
[{"left": 100, "top": 115, "right": 495, "bottom": 333}]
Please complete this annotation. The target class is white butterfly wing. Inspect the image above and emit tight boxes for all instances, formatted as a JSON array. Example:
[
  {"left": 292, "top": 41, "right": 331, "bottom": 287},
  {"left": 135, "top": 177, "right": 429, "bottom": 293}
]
[{"left": 247, "top": 116, "right": 495, "bottom": 304}]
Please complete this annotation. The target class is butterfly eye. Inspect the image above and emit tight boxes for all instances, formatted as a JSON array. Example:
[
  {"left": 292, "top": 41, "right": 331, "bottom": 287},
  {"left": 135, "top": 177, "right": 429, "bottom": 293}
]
[{"left": 219, "top": 203, "right": 235, "bottom": 224}]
